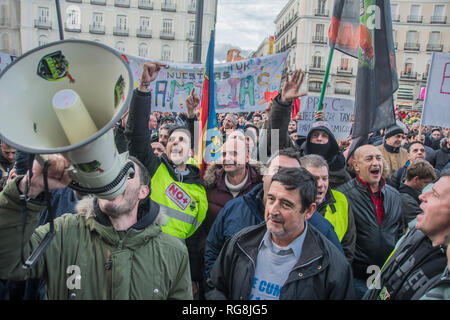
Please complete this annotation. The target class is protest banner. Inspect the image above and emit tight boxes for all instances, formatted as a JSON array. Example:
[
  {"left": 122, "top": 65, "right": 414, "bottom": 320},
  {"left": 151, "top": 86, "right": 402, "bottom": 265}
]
[
  {"left": 126, "top": 51, "right": 288, "bottom": 113},
  {"left": 421, "top": 52, "right": 450, "bottom": 128},
  {"left": 297, "top": 95, "right": 355, "bottom": 140}
]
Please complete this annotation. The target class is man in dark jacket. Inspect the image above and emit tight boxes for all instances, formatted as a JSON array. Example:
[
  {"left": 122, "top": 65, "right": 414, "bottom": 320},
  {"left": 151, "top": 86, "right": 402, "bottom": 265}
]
[
  {"left": 434, "top": 131, "right": 450, "bottom": 171},
  {"left": 0, "top": 141, "right": 15, "bottom": 190},
  {"left": 399, "top": 159, "right": 437, "bottom": 226},
  {"left": 206, "top": 167, "right": 354, "bottom": 300},
  {"left": 364, "top": 170, "right": 450, "bottom": 300},
  {"left": 336, "top": 144, "right": 403, "bottom": 299},
  {"left": 390, "top": 141, "right": 434, "bottom": 189},
  {"left": 204, "top": 148, "right": 343, "bottom": 277}
]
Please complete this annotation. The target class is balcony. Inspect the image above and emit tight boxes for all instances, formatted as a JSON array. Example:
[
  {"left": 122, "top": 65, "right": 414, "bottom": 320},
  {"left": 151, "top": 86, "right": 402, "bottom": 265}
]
[
  {"left": 392, "top": 15, "right": 400, "bottom": 22},
  {"left": 64, "top": 23, "right": 81, "bottom": 33},
  {"left": 137, "top": 28, "right": 152, "bottom": 38},
  {"left": 309, "top": 64, "right": 325, "bottom": 73},
  {"left": 89, "top": 24, "right": 105, "bottom": 34},
  {"left": 394, "top": 41, "right": 398, "bottom": 49},
  {"left": 308, "top": 82, "right": 323, "bottom": 93},
  {"left": 426, "top": 43, "right": 443, "bottom": 52},
  {"left": 431, "top": 16, "right": 447, "bottom": 24},
  {"left": 186, "top": 32, "right": 195, "bottom": 42},
  {"left": 404, "top": 42, "right": 420, "bottom": 51},
  {"left": 337, "top": 67, "right": 353, "bottom": 75},
  {"left": 66, "top": 0, "right": 82, "bottom": 3},
  {"left": 34, "top": 19, "right": 52, "bottom": 30},
  {"left": 113, "top": 27, "right": 129, "bottom": 36},
  {"left": 401, "top": 71, "right": 417, "bottom": 80},
  {"left": 0, "top": 17, "right": 9, "bottom": 27},
  {"left": 160, "top": 30, "right": 175, "bottom": 40},
  {"left": 312, "top": 35, "right": 327, "bottom": 44},
  {"left": 407, "top": 15, "right": 423, "bottom": 23},
  {"left": 161, "top": 2, "right": 176, "bottom": 12},
  {"left": 138, "top": 0, "right": 153, "bottom": 10},
  {"left": 422, "top": 72, "right": 428, "bottom": 80},
  {"left": 90, "top": 0, "right": 106, "bottom": 5},
  {"left": 315, "top": 9, "right": 329, "bottom": 17},
  {"left": 335, "top": 87, "right": 351, "bottom": 95},
  {"left": 115, "top": 0, "right": 130, "bottom": 8}
]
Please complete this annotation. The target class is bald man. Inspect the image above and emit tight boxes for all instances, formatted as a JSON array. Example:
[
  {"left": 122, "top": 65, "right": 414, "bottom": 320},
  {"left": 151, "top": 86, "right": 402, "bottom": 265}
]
[{"left": 336, "top": 144, "right": 403, "bottom": 298}]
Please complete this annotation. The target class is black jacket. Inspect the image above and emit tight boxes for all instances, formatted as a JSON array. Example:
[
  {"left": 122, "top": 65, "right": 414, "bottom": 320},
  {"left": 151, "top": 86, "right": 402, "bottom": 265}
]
[
  {"left": 364, "top": 228, "right": 447, "bottom": 300},
  {"left": 398, "top": 183, "right": 422, "bottom": 225},
  {"left": 336, "top": 178, "right": 404, "bottom": 278},
  {"left": 124, "top": 89, "right": 205, "bottom": 282},
  {"left": 435, "top": 145, "right": 450, "bottom": 171},
  {"left": 205, "top": 222, "right": 355, "bottom": 300}
]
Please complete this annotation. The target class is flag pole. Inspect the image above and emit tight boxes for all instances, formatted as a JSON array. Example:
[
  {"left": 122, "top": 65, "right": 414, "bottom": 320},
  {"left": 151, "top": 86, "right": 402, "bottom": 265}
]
[{"left": 316, "top": 47, "right": 335, "bottom": 114}]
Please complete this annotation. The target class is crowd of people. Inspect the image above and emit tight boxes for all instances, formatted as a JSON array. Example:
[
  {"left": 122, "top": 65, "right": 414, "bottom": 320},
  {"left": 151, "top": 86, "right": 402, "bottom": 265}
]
[{"left": 0, "top": 62, "right": 449, "bottom": 300}]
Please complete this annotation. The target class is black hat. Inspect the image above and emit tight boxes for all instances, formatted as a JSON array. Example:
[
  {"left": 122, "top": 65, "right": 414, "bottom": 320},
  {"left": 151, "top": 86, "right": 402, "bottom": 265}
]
[{"left": 385, "top": 125, "right": 404, "bottom": 139}]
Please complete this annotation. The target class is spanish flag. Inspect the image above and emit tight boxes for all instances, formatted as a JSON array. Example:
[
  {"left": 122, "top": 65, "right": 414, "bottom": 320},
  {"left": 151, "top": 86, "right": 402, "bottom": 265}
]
[{"left": 197, "top": 30, "right": 221, "bottom": 178}]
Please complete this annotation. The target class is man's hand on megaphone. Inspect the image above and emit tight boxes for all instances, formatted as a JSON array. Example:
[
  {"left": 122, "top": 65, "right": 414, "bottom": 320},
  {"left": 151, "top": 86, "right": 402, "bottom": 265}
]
[
  {"left": 138, "top": 62, "right": 167, "bottom": 92},
  {"left": 19, "top": 155, "right": 72, "bottom": 198}
]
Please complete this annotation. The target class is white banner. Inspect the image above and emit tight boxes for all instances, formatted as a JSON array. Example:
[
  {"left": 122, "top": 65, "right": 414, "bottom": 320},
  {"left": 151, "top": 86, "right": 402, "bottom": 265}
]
[
  {"left": 421, "top": 52, "right": 450, "bottom": 128},
  {"left": 126, "top": 51, "right": 289, "bottom": 113},
  {"left": 297, "top": 95, "right": 355, "bottom": 140}
]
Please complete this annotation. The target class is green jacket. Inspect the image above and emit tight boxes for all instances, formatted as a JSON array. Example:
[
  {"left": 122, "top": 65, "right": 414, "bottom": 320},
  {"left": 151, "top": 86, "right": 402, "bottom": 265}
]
[{"left": 0, "top": 177, "right": 193, "bottom": 300}]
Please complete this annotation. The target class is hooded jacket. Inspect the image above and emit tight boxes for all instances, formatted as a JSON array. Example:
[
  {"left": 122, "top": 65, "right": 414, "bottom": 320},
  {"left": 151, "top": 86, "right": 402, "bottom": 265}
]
[
  {"left": 205, "top": 221, "right": 355, "bottom": 300},
  {"left": 435, "top": 144, "right": 450, "bottom": 171},
  {"left": 300, "top": 125, "right": 351, "bottom": 188},
  {"left": 0, "top": 178, "right": 192, "bottom": 300}
]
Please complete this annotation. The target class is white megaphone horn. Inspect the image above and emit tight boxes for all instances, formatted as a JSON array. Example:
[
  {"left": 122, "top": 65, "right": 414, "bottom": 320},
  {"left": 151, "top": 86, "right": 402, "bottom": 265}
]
[{"left": 0, "top": 40, "right": 135, "bottom": 200}]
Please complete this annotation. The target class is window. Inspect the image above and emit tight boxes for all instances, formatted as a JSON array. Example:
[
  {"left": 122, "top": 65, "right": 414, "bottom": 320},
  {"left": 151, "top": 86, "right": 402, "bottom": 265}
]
[
  {"left": 1, "top": 33, "right": 9, "bottom": 50},
  {"left": 161, "top": 45, "right": 171, "bottom": 61},
  {"left": 433, "top": 5, "right": 444, "bottom": 17},
  {"left": 0, "top": 4, "right": 7, "bottom": 26},
  {"left": 406, "top": 31, "right": 418, "bottom": 45},
  {"left": 38, "top": 35, "right": 48, "bottom": 47},
  {"left": 66, "top": 6, "right": 80, "bottom": 26},
  {"left": 139, "top": 16, "right": 150, "bottom": 31},
  {"left": 115, "top": 41, "right": 125, "bottom": 52},
  {"left": 429, "top": 31, "right": 440, "bottom": 45},
  {"left": 188, "top": 21, "right": 195, "bottom": 38},
  {"left": 315, "top": 24, "right": 324, "bottom": 37},
  {"left": 38, "top": 7, "right": 50, "bottom": 22},
  {"left": 409, "top": 5, "right": 421, "bottom": 22},
  {"left": 162, "top": 19, "right": 173, "bottom": 33},
  {"left": 92, "top": 12, "right": 103, "bottom": 27},
  {"left": 138, "top": 43, "right": 148, "bottom": 57},
  {"left": 309, "top": 80, "right": 323, "bottom": 92},
  {"left": 312, "top": 52, "right": 322, "bottom": 68},
  {"left": 391, "top": 4, "right": 399, "bottom": 21},
  {"left": 340, "top": 57, "right": 349, "bottom": 70},
  {"left": 116, "top": 15, "right": 127, "bottom": 30},
  {"left": 317, "top": 0, "right": 326, "bottom": 14},
  {"left": 404, "top": 58, "right": 414, "bottom": 74},
  {"left": 335, "top": 81, "right": 351, "bottom": 95}
]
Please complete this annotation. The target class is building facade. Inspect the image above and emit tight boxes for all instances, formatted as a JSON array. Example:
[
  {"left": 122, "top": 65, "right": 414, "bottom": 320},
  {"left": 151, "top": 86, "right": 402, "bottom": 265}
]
[
  {"left": 14, "top": 0, "right": 217, "bottom": 63},
  {"left": 274, "top": 0, "right": 449, "bottom": 110},
  {"left": 0, "top": 0, "right": 21, "bottom": 56}
]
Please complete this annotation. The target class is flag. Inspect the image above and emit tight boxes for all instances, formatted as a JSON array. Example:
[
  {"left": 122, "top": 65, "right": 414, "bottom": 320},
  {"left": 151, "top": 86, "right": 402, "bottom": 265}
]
[
  {"left": 329, "top": 0, "right": 398, "bottom": 138},
  {"left": 328, "top": 0, "right": 360, "bottom": 57},
  {"left": 197, "top": 30, "right": 221, "bottom": 178}
]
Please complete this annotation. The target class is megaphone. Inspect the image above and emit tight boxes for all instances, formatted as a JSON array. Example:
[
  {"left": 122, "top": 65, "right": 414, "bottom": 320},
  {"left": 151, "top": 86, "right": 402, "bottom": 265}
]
[{"left": 0, "top": 40, "right": 134, "bottom": 200}]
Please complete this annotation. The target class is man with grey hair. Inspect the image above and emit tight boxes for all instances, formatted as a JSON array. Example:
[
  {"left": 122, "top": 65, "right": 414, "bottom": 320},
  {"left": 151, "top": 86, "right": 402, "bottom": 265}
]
[{"left": 300, "top": 154, "right": 356, "bottom": 263}]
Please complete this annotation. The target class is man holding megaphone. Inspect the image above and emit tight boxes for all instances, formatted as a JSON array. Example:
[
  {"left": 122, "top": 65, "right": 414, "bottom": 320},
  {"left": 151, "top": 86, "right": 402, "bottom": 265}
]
[{"left": 0, "top": 154, "right": 193, "bottom": 299}]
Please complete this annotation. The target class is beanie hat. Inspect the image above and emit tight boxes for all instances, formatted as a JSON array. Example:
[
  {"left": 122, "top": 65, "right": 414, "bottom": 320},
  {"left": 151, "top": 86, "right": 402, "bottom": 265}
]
[{"left": 385, "top": 125, "right": 404, "bottom": 139}]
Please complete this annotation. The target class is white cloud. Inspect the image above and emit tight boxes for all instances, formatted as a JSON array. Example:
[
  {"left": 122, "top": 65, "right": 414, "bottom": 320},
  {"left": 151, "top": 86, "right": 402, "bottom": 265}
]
[{"left": 215, "top": 0, "right": 290, "bottom": 61}]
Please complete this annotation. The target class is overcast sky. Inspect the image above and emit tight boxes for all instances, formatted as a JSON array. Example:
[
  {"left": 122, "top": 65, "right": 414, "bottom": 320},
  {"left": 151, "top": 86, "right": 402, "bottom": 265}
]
[{"left": 214, "top": 0, "right": 290, "bottom": 62}]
